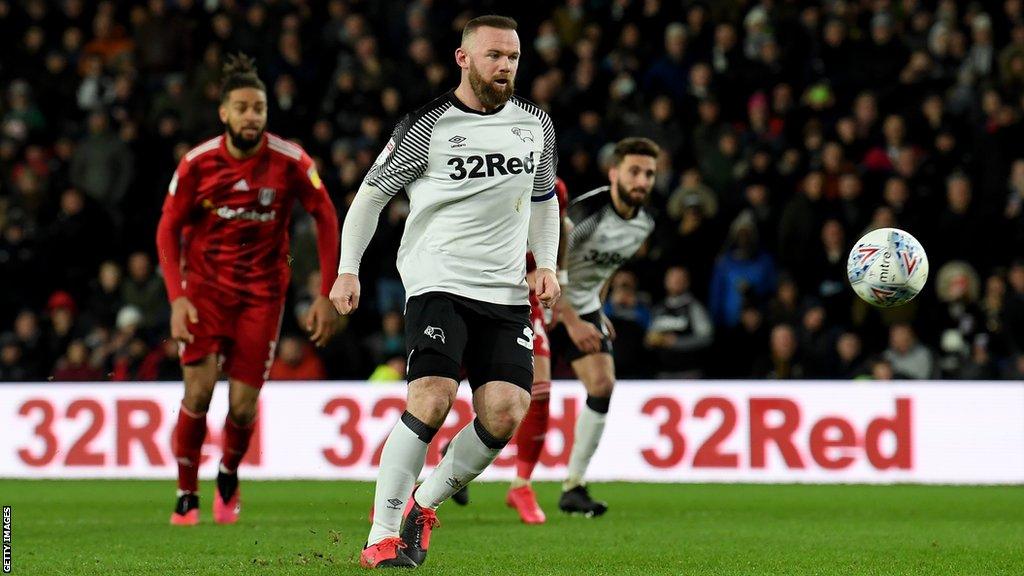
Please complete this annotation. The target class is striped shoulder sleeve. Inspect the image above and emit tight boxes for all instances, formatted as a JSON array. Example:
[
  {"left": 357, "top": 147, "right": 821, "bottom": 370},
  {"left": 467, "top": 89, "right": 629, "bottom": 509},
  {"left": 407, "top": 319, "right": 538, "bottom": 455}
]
[
  {"left": 513, "top": 96, "right": 558, "bottom": 201},
  {"left": 364, "top": 97, "right": 451, "bottom": 196},
  {"left": 567, "top": 186, "right": 609, "bottom": 249}
]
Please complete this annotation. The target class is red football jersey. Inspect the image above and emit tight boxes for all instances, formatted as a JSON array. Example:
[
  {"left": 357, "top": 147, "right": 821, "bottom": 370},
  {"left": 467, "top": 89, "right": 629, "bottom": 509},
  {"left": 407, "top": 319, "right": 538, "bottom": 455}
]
[
  {"left": 156, "top": 133, "right": 339, "bottom": 302},
  {"left": 526, "top": 177, "right": 569, "bottom": 273}
]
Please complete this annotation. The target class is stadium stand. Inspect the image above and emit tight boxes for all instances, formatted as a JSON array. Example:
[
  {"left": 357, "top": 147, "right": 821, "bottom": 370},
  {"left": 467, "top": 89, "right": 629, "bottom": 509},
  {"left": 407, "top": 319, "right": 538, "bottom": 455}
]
[{"left": 1, "top": 0, "right": 1024, "bottom": 381}]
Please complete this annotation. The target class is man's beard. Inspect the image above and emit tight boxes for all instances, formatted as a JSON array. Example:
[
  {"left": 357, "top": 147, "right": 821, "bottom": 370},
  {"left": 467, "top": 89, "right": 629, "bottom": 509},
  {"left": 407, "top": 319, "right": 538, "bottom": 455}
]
[
  {"left": 617, "top": 177, "right": 649, "bottom": 207},
  {"left": 468, "top": 63, "right": 514, "bottom": 109},
  {"left": 226, "top": 123, "right": 264, "bottom": 152}
]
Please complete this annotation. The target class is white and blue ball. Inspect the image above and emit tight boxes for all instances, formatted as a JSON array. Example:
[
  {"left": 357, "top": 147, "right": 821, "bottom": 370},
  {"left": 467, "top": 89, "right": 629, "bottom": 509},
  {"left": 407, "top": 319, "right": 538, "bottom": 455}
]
[{"left": 847, "top": 227, "right": 929, "bottom": 308}]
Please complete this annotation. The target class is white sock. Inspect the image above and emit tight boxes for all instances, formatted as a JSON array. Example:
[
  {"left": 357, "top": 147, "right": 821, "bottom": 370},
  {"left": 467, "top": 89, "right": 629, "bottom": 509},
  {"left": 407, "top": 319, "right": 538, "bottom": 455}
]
[
  {"left": 416, "top": 419, "right": 506, "bottom": 509},
  {"left": 564, "top": 404, "right": 607, "bottom": 491},
  {"left": 367, "top": 416, "right": 431, "bottom": 545}
]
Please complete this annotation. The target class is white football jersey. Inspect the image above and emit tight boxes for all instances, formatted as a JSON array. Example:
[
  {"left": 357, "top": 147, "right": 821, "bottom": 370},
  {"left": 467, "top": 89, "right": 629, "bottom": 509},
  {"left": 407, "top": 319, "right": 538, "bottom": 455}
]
[
  {"left": 365, "top": 91, "right": 557, "bottom": 305},
  {"left": 565, "top": 186, "right": 655, "bottom": 315}
]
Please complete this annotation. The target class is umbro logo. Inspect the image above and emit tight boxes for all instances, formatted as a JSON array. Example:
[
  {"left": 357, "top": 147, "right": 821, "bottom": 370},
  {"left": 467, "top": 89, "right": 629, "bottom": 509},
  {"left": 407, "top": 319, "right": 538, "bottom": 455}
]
[
  {"left": 232, "top": 179, "right": 250, "bottom": 191},
  {"left": 445, "top": 476, "right": 462, "bottom": 489},
  {"left": 449, "top": 135, "right": 467, "bottom": 148},
  {"left": 385, "top": 498, "right": 403, "bottom": 510}
]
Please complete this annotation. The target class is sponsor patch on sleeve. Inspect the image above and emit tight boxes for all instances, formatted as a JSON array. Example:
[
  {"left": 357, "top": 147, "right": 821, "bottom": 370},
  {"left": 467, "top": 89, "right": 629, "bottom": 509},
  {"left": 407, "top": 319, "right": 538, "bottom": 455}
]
[{"left": 373, "top": 138, "right": 396, "bottom": 167}]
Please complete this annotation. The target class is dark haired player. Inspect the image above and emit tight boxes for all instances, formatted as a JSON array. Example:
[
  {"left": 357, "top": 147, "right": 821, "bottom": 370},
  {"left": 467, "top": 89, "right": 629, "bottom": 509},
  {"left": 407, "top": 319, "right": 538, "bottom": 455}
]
[
  {"left": 449, "top": 142, "right": 659, "bottom": 521},
  {"left": 548, "top": 137, "right": 660, "bottom": 517},
  {"left": 156, "top": 54, "right": 340, "bottom": 526}
]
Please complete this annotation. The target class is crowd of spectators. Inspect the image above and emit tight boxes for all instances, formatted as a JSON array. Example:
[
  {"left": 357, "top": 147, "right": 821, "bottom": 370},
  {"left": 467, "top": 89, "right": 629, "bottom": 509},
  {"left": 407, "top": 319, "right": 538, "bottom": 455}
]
[{"left": 2, "top": 0, "right": 1024, "bottom": 382}]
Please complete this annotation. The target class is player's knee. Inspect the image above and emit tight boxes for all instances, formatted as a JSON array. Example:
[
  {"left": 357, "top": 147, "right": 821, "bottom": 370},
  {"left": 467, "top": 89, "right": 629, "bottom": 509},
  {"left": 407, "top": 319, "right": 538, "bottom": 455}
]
[
  {"left": 182, "top": 371, "right": 216, "bottom": 413},
  {"left": 407, "top": 390, "right": 454, "bottom": 429},
  {"left": 511, "top": 390, "right": 530, "bottom": 418},
  {"left": 587, "top": 374, "right": 615, "bottom": 398},
  {"left": 228, "top": 402, "right": 258, "bottom": 426},
  {"left": 182, "top": 388, "right": 214, "bottom": 414},
  {"left": 482, "top": 392, "right": 530, "bottom": 438},
  {"left": 417, "top": 398, "right": 451, "bottom": 428}
]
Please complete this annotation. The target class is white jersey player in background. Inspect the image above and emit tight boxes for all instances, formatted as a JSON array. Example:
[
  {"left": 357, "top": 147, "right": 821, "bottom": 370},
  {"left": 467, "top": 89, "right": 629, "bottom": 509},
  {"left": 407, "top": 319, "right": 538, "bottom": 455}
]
[
  {"left": 548, "top": 137, "right": 659, "bottom": 516},
  {"left": 329, "top": 15, "right": 561, "bottom": 569}
]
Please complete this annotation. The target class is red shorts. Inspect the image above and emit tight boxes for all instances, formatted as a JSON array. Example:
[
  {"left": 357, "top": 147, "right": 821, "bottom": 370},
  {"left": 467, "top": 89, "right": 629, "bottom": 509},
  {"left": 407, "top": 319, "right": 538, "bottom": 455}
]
[
  {"left": 179, "top": 280, "right": 284, "bottom": 388},
  {"left": 529, "top": 292, "right": 550, "bottom": 359}
]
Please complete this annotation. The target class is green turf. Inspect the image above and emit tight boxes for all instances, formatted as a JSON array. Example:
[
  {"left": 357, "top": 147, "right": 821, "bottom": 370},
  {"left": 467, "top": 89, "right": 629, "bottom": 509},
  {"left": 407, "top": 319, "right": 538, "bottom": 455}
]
[{"left": 1, "top": 480, "right": 1022, "bottom": 575}]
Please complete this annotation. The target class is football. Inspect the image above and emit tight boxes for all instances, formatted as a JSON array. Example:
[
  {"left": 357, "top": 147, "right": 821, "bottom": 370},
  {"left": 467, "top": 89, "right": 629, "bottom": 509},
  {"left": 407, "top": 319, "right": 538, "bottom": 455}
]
[{"left": 847, "top": 227, "right": 929, "bottom": 308}]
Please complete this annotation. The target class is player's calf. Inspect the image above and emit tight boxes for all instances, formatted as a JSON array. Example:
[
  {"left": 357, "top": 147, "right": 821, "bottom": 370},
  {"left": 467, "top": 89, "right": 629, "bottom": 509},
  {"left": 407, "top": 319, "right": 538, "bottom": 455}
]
[
  {"left": 440, "top": 441, "right": 470, "bottom": 506},
  {"left": 450, "top": 484, "right": 470, "bottom": 506},
  {"left": 367, "top": 487, "right": 416, "bottom": 523}
]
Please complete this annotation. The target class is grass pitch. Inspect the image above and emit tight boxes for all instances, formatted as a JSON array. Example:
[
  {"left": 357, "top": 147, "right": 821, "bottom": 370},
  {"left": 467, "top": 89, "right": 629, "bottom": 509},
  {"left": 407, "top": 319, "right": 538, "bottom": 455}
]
[{"left": 1, "top": 480, "right": 1021, "bottom": 575}]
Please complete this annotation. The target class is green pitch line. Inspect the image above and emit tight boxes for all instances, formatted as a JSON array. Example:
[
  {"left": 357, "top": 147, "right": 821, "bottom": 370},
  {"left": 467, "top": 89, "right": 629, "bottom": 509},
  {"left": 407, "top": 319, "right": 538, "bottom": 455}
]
[{"left": 1, "top": 480, "right": 1022, "bottom": 575}]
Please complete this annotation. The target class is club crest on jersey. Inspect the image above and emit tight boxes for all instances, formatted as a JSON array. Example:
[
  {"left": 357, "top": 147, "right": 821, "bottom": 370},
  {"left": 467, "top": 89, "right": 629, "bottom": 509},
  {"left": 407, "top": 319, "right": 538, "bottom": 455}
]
[
  {"left": 258, "top": 187, "right": 276, "bottom": 206},
  {"left": 424, "top": 326, "right": 446, "bottom": 344},
  {"left": 511, "top": 127, "right": 534, "bottom": 142}
]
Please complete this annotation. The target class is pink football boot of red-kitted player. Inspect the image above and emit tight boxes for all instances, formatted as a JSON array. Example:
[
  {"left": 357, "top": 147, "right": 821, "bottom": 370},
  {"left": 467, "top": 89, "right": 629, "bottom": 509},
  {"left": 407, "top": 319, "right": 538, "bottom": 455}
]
[
  {"left": 170, "top": 493, "right": 199, "bottom": 526},
  {"left": 213, "top": 469, "right": 242, "bottom": 524},
  {"left": 170, "top": 509, "right": 199, "bottom": 525},
  {"left": 213, "top": 484, "right": 241, "bottom": 524},
  {"left": 506, "top": 484, "right": 547, "bottom": 524}
]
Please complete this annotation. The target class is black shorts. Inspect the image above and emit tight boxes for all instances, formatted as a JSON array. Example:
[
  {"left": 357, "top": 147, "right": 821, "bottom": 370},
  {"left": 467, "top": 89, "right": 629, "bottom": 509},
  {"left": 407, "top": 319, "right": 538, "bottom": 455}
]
[
  {"left": 404, "top": 291, "right": 534, "bottom": 392},
  {"left": 548, "top": 309, "right": 614, "bottom": 363}
]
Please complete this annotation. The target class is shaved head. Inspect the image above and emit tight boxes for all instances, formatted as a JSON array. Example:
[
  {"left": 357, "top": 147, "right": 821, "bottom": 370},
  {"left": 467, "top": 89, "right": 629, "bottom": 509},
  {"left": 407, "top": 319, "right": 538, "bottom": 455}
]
[{"left": 462, "top": 14, "right": 517, "bottom": 48}]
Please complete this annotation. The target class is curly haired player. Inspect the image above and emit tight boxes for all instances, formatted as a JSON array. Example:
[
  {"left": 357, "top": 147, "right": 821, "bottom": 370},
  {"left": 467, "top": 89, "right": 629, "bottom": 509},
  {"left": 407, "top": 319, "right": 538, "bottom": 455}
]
[{"left": 156, "top": 54, "right": 340, "bottom": 526}]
